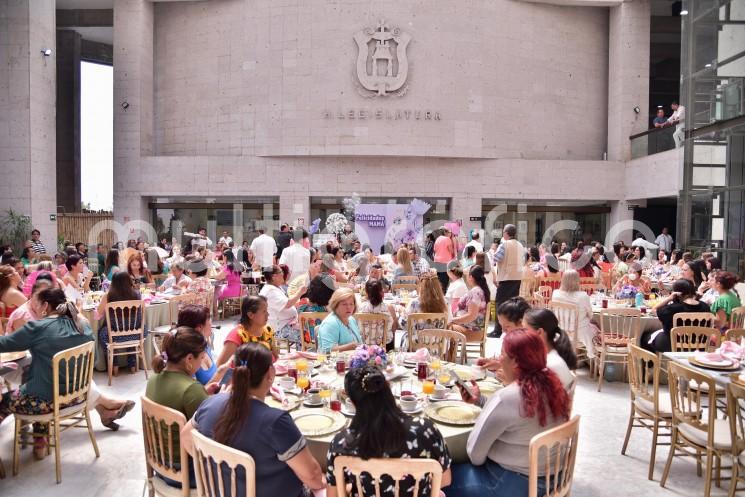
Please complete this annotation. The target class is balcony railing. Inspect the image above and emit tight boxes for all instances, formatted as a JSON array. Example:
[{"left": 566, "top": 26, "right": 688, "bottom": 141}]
[{"left": 629, "top": 126, "right": 676, "bottom": 159}]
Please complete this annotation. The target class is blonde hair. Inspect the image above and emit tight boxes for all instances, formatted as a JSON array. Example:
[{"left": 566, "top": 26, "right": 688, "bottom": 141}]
[
  {"left": 417, "top": 274, "right": 448, "bottom": 314},
  {"left": 560, "top": 269, "right": 580, "bottom": 293},
  {"left": 397, "top": 247, "right": 413, "bottom": 274},
  {"left": 328, "top": 287, "right": 357, "bottom": 315}
]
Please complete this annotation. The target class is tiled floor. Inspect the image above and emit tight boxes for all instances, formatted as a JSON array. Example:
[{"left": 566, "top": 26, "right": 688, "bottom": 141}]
[{"left": 0, "top": 318, "right": 733, "bottom": 496}]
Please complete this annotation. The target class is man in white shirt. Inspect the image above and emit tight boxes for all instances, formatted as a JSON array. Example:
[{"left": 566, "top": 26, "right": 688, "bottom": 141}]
[
  {"left": 190, "top": 227, "right": 213, "bottom": 252},
  {"left": 218, "top": 230, "right": 233, "bottom": 246},
  {"left": 667, "top": 101, "right": 685, "bottom": 148},
  {"left": 462, "top": 232, "right": 484, "bottom": 260},
  {"left": 250, "top": 228, "right": 277, "bottom": 270},
  {"left": 654, "top": 227, "right": 674, "bottom": 253},
  {"left": 279, "top": 230, "right": 311, "bottom": 281}
]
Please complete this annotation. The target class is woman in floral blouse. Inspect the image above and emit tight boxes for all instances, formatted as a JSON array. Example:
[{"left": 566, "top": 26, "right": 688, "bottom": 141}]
[
  {"left": 450, "top": 265, "right": 490, "bottom": 341},
  {"left": 326, "top": 365, "right": 451, "bottom": 497},
  {"left": 216, "top": 296, "right": 277, "bottom": 366}
]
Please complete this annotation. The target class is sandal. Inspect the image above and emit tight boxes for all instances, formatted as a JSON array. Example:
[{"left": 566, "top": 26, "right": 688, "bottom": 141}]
[{"left": 115, "top": 400, "right": 136, "bottom": 420}]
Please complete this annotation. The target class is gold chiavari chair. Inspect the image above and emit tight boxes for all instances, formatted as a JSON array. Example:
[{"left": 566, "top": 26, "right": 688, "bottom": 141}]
[
  {"left": 528, "top": 416, "right": 581, "bottom": 497},
  {"left": 104, "top": 300, "right": 149, "bottom": 386},
  {"left": 411, "top": 329, "right": 467, "bottom": 364},
  {"left": 353, "top": 313, "right": 388, "bottom": 348},
  {"left": 595, "top": 308, "right": 641, "bottom": 392}
]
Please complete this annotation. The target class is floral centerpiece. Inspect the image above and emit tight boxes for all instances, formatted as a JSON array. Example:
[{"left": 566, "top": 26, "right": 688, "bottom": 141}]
[
  {"left": 616, "top": 284, "right": 638, "bottom": 300},
  {"left": 349, "top": 344, "right": 388, "bottom": 370}
]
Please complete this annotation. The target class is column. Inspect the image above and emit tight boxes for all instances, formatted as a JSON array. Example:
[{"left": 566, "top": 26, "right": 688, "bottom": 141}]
[
  {"left": 451, "top": 196, "right": 481, "bottom": 249},
  {"left": 56, "top": 28, "right": 82, "bottom": 212},
  {"left": 0, "top": 0, "right": 58, "bottom": 250},
  {"left": 280, "top": 194, "right": 310, "bottom": 230},
  {"left": 608, "top": 200, "right": 635, "bottom": 245},
  {"left": 113, "top": 0, "right": 153, "bottom": 226},
  {"left": 607, "top": 0, "right": 651, "bottom": 162}
]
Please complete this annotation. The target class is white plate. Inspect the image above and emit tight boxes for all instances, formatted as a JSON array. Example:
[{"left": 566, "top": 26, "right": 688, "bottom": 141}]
[
  {"left": 695, "top": 354, "right": 736, "bottom": 367},
  {"left": 341, "top": 405, "right": 356, "bottom": 417},
  {"left": 384, "top": 366, "right": 409, "bottom": 381},
  {"left": 303, "top": 399, "right": 325, "bottom": 408},
  {"left": 400, "top": 403, "right": 424, "bottom": 415}
]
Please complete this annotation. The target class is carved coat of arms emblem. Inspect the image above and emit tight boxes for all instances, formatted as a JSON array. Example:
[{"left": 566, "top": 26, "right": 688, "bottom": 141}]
[{"left": 354, "top": 20, "right": 411, "bottom": 97}]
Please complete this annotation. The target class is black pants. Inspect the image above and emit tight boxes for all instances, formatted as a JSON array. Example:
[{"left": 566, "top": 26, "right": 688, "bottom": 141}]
[
  {"left": 435, "top": 262, "right": 450, "bottom": 293},
  {"left": 494, "top": 279, "right": 521, "bottom": 335}
]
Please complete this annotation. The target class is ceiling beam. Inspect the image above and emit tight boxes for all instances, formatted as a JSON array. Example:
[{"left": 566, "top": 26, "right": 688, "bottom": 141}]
[{"left": 57, "top": 9, "right": 113, "bottom": 28}]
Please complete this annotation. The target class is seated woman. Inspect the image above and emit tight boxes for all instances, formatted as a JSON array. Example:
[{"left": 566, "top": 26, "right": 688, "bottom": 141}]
[
  {"left": 463, "top": 245, "right": 478, "bottom": 269},
  {"left": 393, "top": 246, "right": 415, "bottom": 282},
  {"left": 181, "top": 343, "right": 325, "bottom": 497},
  {"left": 524, "top": 308, "right": 577, "bottom": 390},
  {"left": 406, "top": 272, "right": 449, "bottom": 316},
  {"left": 104, "top": 249, "right": 121, "bottom": 282},
  {"left": 158, "top": 261, "right": 192, "bottom": 293},
  {"left": 326, "top": 365, "right": 452, "bottom": 497},
  {"left": 496, "top": 296, "right": 531, "bottom": 334},
  {"left": 317, "top": 287, "right": 362, "bottom": 353},
  {"left": 61, "top": 254, "right": 93, "bottom": 304},
  {"left": 297, "top": 274, "right": 335, "bottom": 313},
  {"left": 698, "top": 270, "right": 720, "bottom": 305},
  {"left": 445, "top": 261, "right": 468, "bottom": 314},
  {"left": 185, "top": 258, "right": 213, "bottom": 295},
  {"left": 552, "top": 269, "right": 597, "bottom": 358},
  {"left": 217, "top": 296, "right": 277, "bottom": 367},
  {"left": 259, "top": 265, "right": 305, "bottom": 347},
  {"left": 127, "top": 251, "right": 154, "bottom": 287},
  {"left": 613, "top": 262, "right": 651, "bottom": 298},
  {"left": 53, "top": 252, "right": 68, "bottom": 278},
  {"left": 0, "top": 264, "right": 27, "bottom": 318},
  {"left": 634, "top": 245, "right": 651, "bottom": 267},
  {"left": 642, "top": 279, "right": 709, "bottom": 353},
  {"left": 681, "top": 259, "right": 706, "bottom": 290},
  {"left": 145, "top": 327, "right": 209, "bottom": 489},
  {"left": 710, "top": 271, "right": 741, "bottom": 331},
  {"left": 7, "top": 272, "right": 55, "bottom": 333},
  {"left": 22, "top": 261, "right": 58, "bottom": 297},
  {"left": 0, "top": 289, "right": 94, "bottom": 458},
  {"left": 358, "top": 278, "right": 398, "bottom": 350},
  {"left": 216, "top": 249, "right": 241, "bottom": 300},
  {"left": 97, "top": 271, "right": 148, "bottom": 375},
  {"left": 450, "top": 265, "right": 490, "bottom": 342},
  {"left": 447, "top": 329, "right": 571, "bottom": 497},
  {"left": 176, "top": 304, "right": 229, "bottom": 386}
]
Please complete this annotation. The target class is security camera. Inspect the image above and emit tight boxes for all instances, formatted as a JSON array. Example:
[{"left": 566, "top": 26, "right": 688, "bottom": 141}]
[
  {"left": 41, "top": 48, "right": 52, "bottom": 56},
  {"left": 121, "top": 101, "right": 130, "bottom": 110}
]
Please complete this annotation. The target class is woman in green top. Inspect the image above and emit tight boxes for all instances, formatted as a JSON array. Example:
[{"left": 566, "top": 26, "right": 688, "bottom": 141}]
[
  {"left": 145, "top": 326, "right": 209, "bottom": 489},
  {"left": 0, "top": 288, "right": 94, "bottom": 459},
  {"left": 711, "top": 271, "right": 742, "bottom": 330}
]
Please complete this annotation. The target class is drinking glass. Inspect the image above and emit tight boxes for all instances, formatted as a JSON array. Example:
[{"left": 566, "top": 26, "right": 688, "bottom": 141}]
[
  {"left": 319, "top": 384, "right": 332, "bottom": 406},
  {"left": 296, "top": 358, "right": 309, "bottom": 374},
  {"left": 422, "top": 380, "right": 435, "bottom": 396},
  {"left": 430, "top": 356, "right": 442, "bottom": 374},
  {"left": 317, "top": 352, "right": 327, "bottom": 365},
  {"left": 438, "top": 371, "right": 451, "bottom": 385},
  {"left": 296, "top": 373, "right": 310, "bottom": 392}
]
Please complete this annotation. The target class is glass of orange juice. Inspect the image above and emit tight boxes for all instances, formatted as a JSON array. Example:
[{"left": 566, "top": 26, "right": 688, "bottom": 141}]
[
  {"left": 296, "top": 358, "right": 309, "bottom": 373},
  {"left": 422, "top": 380, "right": 435, "bottom": 396},
  {"left": 430, "top": 356, "right": 442, "bottom": 374},
  {"left": 317, "top": 352, "right": 327, "bottom": 365},
  {"left": 296, "top": 373, "right": 310, "bottom": 391},
  {"left": 319, "top": 383, "right": 332, "bottom": 406}
]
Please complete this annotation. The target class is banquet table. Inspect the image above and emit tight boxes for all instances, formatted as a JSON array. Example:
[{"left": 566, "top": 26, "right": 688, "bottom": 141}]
[
  {"left": 81, "top": 301, "right": 171, "bottom": 371},
  {"left": 663, "top": 351, "right": 741, "bottom": 388},
  {"left": 591, "top": 305, "right": 662, "bottom": 333},
  {"left": 273, "top": 359, "right": 498, "bottom": 466},
  {"left": 0, "top": 351, "right": 32, "bottom": 387}
]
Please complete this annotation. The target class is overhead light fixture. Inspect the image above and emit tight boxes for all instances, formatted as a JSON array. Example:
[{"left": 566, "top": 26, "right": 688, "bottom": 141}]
[
  {"left": 705, "top": 63, "right": 712, "bottom": 68},
  {"left": 40, "top": 48, "right": 52, "bottom": 56},
  {"left": 657, "top": 105, "right": 663, "bottom": 108},
  {"left": 680, "top": 9, "right": 689, "bottom": 15}
]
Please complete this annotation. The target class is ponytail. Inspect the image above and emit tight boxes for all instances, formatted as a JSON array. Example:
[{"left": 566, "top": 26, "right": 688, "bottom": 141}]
[
  {"left": 468, "top": 265, "right": 491, "bottom": 303},
  {"left": 524, "top": 308, "right": 578, "bottom": 370},
  {"left": 151, "top": 327, "right": 207, "bottom": 374},
  {"left": 214, "top": 343, "right": 273, "bottom": 445}
]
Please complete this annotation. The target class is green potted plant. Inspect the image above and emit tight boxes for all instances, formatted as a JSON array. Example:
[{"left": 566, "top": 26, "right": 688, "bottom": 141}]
[{"left": 0, "top": 209, "right": 32, "bottom": 256}]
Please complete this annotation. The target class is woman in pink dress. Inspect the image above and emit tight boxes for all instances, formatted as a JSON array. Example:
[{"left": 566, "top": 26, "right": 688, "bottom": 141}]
[{"left": 218, "top": 249, "right": 242, "bottom": 299}]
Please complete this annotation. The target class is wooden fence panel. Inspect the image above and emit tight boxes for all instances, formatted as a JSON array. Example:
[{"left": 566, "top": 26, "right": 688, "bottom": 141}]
[{"left": 57, "top": 213, "right": 116, "bottom": 248}]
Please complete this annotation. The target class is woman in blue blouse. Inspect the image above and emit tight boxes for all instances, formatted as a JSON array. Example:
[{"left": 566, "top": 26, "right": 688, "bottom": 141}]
[
  {"left": 176, "top": 304, "right": 230, "bottom": 387},
  {"left": 317, "top": 287, "right": 362, "bottom": 353}
]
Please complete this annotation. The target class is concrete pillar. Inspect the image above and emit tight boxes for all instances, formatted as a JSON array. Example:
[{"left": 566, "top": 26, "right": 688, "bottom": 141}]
[
  {"left": 607, "top": 0, "right": 651, "bottom": 162},
  {"left": 113, "top": 0, "right": 153, "bottom": 226},
  {"left": 0, "top": 0, "right": 58, "bottom": 250},
  {"left": 280, "top": 194, "right": 310, "bottom": 230},
  {"left": 56, "top": 28, "right": 81, "bottom": 212},
  {"left": 451, "top": 195, "right": 482, "bottom": 247},
  {"left": 609, "top": 200, "right": 635, "bottom": 245}
]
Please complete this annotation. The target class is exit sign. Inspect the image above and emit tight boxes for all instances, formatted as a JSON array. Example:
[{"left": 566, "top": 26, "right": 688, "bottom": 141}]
[{"left": 49, "top": 214, "right": 57, "bottom": 221}]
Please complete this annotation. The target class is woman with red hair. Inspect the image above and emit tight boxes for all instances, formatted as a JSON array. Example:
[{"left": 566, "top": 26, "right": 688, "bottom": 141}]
[{"left": 447, "top": 329, "right": 571, "bottom": 497}]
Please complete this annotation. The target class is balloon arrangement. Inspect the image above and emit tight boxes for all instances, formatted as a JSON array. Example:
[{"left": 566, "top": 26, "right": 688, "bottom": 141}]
[{"left": 325, "top": 213, "right": 348, "bottom": 236}]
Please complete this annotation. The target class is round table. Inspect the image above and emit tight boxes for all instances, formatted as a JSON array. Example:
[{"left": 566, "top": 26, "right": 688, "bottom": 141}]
[
  {"left": 81, "top": 302, "right": 171, "bottom": 371},
  {"left": 275, "top": 360, "right": 496, "bottom": 466},
  {"left": 591, "top": 306, "right": 662, "bottom": 333}
]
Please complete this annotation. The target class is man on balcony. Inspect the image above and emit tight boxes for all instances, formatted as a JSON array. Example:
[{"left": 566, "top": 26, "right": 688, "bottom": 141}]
[
  {"left": 653, "top": 108, "right": 667, "bottom": 128},
  {"left": 667, "top": 101, "right": 685, "bottom": 148}
]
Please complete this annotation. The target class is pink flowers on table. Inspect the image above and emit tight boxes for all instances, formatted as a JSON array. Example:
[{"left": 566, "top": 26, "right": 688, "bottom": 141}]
[{"left": 349, "top": 344, "right": 388, "bottom": 369}]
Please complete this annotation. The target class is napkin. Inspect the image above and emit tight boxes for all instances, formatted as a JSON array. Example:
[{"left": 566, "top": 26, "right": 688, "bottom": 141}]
[
  {"left": 718, "top": 340, "right": 745, "bottom": 361},
  {"left": 0, "top": 362, "right": 18, "bottom": 370},
  {"left": 404, "top": 348, "right": 430, "bottom": 362},
  {"left": 278, "top": 351, "right": 318, "bottom": 361},
  {"left": 270, "top": 385, "right": 289, "bottom": 406}
]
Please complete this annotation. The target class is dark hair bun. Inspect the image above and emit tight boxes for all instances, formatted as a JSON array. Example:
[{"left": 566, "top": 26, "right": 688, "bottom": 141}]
[{"left": 362, "top": 369, "right": 386, "bottom": 393}]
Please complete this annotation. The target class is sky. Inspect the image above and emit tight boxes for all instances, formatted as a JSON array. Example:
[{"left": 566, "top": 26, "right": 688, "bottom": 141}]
[{"left": 81, "top": 61, "right": 113, "bottom": 211}]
